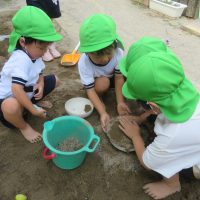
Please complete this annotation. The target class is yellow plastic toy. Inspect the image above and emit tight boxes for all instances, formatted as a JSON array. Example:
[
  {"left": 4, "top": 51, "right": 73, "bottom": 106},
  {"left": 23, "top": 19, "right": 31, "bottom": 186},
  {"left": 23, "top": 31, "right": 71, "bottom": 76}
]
[
  {"left": 15, "top": 194, "right": 27, "bottom": 200},
  {"left": 60, "top": 42, "right": 81, "bottom": 66}
]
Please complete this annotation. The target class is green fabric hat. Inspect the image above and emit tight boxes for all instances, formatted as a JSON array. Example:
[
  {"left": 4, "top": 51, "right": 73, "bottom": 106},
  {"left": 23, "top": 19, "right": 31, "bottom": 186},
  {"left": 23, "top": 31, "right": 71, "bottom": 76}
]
[
  {"left": 120, "top": 37, "right": 173, "bottom": 77},
  {"left": 122, "top": 52, "right": 200, "bottom": 122},
  {"left": 79, "top": 13, "right": 124, "bottom": 53},
  {"left": 8, "top": 6, "right": 62, "bottom": 53}
]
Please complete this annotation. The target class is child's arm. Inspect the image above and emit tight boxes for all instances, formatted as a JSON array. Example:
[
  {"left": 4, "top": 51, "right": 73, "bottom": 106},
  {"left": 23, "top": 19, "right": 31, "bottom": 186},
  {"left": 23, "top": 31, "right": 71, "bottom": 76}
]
[
  {"left": 34, "top": 74, "right": 44, "bottom": 100},
  {"left": 86, "top": 88, "right": 110, "bottom": 131},
  {"left": 119, "top": 116, "right": 149, "bottom": 169},
  {"left": 115, "top": 74, "right": 131, "bottom": 115},
  {"left": 12, "top": 84, "right": 46, "bottom": 118},
  {"left": 127, "top": 110, "right": 156, "bottom": 125}
]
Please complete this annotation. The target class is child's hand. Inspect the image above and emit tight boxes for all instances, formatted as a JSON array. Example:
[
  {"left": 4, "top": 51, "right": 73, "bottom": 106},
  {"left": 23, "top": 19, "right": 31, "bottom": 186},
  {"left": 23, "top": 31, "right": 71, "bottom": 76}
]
[
  {"left": 34, "top": 83, "right": 44, "bottom": 100},
  {"left": 32, "top": 106, "right": 47, "bottom": 119},
  {"left": 124, "top": 115, "right": 143, "bottom": 125},
  {"left": 100, "top": 112, "right": 110, "bottom": 132},
  {"left": 117, "top": 102, "right": 131, "bottom": 116},
  {"left": 124, "top": 110, "right": 157, "bottom": 125},
  {"left": 118, "top": 116, "right": 140, "bottom": 140}
]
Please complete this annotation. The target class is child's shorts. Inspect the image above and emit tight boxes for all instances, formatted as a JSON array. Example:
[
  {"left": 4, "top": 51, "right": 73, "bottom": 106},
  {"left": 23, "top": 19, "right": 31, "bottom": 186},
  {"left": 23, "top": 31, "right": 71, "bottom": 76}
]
[
  {"left": 109, "top": 76, "right": 115, "bottom": 89},
  {"left": 0, "top": 74, "right": 56, "bottom": 128},
  {"left": 26, "top": 0, "right": 61, "bottom": 18},
  {"left": 109, "top": 74, "right": 126, "bottom": 89}
]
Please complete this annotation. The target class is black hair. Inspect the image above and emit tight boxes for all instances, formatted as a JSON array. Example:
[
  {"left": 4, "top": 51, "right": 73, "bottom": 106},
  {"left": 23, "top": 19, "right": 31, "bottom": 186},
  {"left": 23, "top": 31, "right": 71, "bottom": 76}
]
[
  {"left": 16, "top": 36, "right": 49, "bottom": 50},
  {"left": 137, "top": 100, "right": 151, "bottom": 110},
  {"left": 93, "top": 40, "right": 118, "bottom": 56}
]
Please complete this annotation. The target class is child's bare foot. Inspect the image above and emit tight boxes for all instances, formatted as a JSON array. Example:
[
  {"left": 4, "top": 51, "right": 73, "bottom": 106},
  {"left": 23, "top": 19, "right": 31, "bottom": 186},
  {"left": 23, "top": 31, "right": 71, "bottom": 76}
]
[
  {"left": 20, "top": 124, "right": 42, "bottom": 143},
  {"left": 143, "top": 179, "right": 181, "bottom": 199},
  {"left": 36, "top": 100, "right": 53, "bottom": 109}
]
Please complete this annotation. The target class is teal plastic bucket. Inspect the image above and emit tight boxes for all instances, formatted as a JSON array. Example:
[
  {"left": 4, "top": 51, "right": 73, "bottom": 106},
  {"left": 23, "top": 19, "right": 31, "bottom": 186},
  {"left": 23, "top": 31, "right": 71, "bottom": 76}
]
[{"left": 42, "top": 116, "right": 100, "bottom": 170}]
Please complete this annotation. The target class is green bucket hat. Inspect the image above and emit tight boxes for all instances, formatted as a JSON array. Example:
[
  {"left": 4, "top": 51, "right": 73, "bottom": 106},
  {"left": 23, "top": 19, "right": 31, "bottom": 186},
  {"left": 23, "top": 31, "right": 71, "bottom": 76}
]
[
  {"left": 79, "top": 13, "right": 124, "bottom": 53},
  {"left": 120, "top": 37, "right": 173, "bottom": 77},
  {"left": 8, "top": 6, "right": 62, "bottom": 53},
  {"left": 122, "top": 52, "right": 200, "bottom": 122}
]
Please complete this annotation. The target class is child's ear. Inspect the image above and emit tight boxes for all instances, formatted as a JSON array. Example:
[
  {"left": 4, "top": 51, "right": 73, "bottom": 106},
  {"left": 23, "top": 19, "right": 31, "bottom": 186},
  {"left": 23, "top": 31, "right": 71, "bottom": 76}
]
[{"left": 19, "top": 37, "right": 26, "bottom": 48}]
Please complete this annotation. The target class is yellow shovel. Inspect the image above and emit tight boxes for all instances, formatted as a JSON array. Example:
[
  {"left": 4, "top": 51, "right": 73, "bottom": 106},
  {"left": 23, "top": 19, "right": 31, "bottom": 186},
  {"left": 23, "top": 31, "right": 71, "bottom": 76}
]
[{"left": 60, "top": 42, "right": 81, "bottom": 66}]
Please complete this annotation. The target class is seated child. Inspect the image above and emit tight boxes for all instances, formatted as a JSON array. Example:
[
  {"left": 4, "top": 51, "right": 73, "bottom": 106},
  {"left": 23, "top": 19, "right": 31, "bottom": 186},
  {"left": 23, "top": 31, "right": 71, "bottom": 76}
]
[
  {"left": 0, "top": 6, "right": 62, "bottom": 143},
  {"left": 119, "top": 38, "right": 200, "bottom": 199},
  {"left": 78, "top": 14, "right": 130, "bottom": 131}
]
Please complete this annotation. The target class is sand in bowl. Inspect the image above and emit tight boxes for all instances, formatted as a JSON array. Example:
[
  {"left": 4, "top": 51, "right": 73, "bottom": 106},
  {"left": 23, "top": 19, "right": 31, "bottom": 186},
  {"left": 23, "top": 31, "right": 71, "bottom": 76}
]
[
  {"left": 105, "top": 117, "right": 149, "bottom": 153},
  {"left": 105, "top": 118, "right": 134, "bottom": 152},
  {"left": 84, "top": 104, "right": 92, "bottom": 112},
  {"left": 56, "top": 137, "right": 83, "bottom": 152}
]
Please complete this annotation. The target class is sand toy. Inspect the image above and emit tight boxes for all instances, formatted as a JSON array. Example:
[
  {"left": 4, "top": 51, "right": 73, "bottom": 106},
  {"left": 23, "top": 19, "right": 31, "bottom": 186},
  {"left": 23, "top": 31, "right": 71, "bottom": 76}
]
[{"left": 60, "top": 42, "right": 81, "bottom": 66}]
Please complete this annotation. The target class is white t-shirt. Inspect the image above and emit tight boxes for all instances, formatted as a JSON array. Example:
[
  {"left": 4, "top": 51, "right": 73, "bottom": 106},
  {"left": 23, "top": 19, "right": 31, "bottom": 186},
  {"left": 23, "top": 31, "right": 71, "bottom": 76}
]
[
  {"left": 78, "top": 47, "right": 124, "bottom": 89},
  {"left": 142, "top": 102, "right": 200, "bottom": 178},
  {"left": 0, "top": 50, "right": 45, "bottom": 99}
]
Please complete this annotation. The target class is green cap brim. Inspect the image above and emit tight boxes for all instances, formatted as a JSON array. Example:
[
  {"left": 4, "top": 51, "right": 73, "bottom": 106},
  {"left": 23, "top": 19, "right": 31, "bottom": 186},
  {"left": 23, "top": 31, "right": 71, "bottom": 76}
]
[
  {"left": 8, "top": 31, "right": 62, "bottom": 53},
  {"left": 79, "top": 34, "right": 124, "bottom": 53},
  {"left": 122, "top": 82, "right": 137, "bottom": 100},
  {"left": 33, "top": 33, "right": 62, "bottom": 42},
  {"left": 79, "top": 40, "right": 114, "bottom": 53}
]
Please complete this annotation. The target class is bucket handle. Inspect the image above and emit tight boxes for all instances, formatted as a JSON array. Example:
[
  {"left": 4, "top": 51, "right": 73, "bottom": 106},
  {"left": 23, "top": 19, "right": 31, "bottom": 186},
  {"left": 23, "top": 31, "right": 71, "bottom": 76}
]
[
  {"left": 42, "top": 147, "right": 56, "bottom": 160},
  {"left": 85, "top": 134, "right": 100, "bottom": 153}
]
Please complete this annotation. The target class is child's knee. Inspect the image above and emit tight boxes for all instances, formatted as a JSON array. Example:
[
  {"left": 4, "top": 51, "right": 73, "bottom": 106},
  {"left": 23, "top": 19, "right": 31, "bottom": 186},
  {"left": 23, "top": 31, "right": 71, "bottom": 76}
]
[
  {"left": 95, "top": 77, "right": 110, "bottom": 94},
  {"left": 1, "top": 98, "right": 21, "bottom": 115}
]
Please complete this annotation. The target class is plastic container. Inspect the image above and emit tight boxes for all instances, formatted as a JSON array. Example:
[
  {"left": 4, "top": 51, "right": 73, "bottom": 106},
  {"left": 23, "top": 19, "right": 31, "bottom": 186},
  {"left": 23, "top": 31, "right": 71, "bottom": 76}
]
[
  {"left": 42, "top": 116, "right": 100, "bottom": 170},
  {"left": 149, "top": 0, "right": 187, "bottom": 18},
  {"left": 65, "top": 97, "right": 94, "bottom": 118},
  {"left": 199, "top": 6, "right": 200, "bottom": 19}
]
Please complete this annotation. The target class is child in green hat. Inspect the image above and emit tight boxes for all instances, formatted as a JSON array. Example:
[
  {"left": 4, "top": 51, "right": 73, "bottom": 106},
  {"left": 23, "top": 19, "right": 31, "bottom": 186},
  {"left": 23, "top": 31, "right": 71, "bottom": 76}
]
[
  {"left": 0, "top": 6, "right": 62, "bottom": 143},
  {"left": 119, "top": 39, "right": 200, "bottom": 199},
  {"left": 119, "top": 36, "right": 174, "bottom": 132},
  {"left": 78, "top": 14, "right": 130, "bottom": 131}
]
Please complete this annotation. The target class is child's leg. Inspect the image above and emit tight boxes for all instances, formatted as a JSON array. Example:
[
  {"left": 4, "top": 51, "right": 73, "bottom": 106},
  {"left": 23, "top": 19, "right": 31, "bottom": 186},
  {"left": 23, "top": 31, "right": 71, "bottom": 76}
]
[
  {"left": 94, "top": 76, "right": 110, "bottom": 95},
  {"left": 143, "top": 173, "right": 181, "bottom": 199},
  {"left": 32, "top": 74, "right": 60, "bottom": 108},
  {"left": 1, "top": 98, "right": 41, "bottom": 143}
]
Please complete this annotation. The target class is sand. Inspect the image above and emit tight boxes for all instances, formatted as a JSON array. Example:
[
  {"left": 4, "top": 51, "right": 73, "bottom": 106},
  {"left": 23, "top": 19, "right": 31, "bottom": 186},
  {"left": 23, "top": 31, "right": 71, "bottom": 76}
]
[{"left": 56, "top": 137, "right": 83, "bottom": 152}]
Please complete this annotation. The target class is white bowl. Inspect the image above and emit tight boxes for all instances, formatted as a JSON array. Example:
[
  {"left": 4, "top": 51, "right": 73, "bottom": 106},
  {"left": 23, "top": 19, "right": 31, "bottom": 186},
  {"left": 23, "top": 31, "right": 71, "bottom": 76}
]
[{"left": 65, "top": 97, "right": 94, "bottom": 118}]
